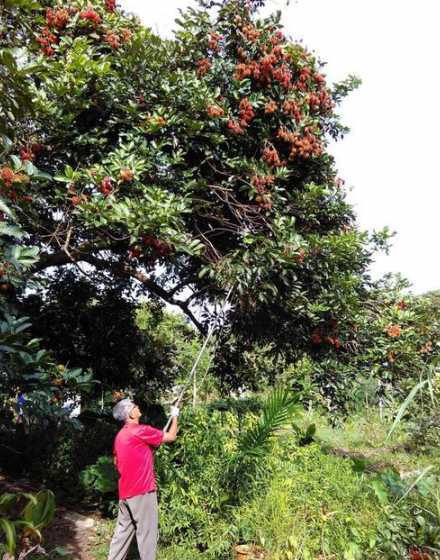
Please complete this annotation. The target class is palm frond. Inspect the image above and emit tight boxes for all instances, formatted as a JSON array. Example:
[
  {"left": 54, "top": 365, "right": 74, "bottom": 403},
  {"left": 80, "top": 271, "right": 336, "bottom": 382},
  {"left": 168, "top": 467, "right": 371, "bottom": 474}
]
[{"left": 239, "top": 388, "right": 300, "bottom": 458}]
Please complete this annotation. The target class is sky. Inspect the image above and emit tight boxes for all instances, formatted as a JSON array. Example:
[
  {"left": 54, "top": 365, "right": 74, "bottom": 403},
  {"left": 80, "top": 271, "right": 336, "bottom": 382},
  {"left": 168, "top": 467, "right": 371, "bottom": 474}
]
[{"left": 121, "top": 0, "right": 439, "bottom": 294}]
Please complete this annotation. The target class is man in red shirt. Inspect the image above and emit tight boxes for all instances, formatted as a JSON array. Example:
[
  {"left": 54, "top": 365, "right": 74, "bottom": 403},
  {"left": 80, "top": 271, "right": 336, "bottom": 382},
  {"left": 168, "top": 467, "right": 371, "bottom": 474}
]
[{"left": 108, "top": 398, "right": 179, "bottom": 560}]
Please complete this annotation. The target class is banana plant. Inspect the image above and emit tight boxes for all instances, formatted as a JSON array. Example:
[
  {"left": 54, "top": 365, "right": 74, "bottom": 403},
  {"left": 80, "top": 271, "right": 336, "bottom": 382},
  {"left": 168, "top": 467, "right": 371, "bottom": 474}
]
[{"left": 0, "top": 490, "right": 55, "bottom": 558}]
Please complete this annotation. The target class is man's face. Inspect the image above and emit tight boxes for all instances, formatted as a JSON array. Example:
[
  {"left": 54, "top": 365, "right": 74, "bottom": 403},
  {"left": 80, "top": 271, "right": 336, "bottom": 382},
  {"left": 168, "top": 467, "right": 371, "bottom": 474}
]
[{"left": 129, "top": 403, "right": 142, "bottom": 420}]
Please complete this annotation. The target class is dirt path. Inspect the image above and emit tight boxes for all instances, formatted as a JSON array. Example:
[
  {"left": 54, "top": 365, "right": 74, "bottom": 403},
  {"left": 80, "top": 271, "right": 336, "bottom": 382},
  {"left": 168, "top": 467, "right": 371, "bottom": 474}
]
[
  {"left": 0, "top": 473, "right": 99, "bottom": 560},
  {"left": 44, "top": 507, "right": 99, "bottom": 560}
]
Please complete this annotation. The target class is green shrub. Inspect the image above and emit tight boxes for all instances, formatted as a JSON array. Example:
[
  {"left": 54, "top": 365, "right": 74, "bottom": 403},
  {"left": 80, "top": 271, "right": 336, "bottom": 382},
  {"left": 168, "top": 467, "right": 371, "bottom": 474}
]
[
  {"left": 156, "top": 408, "right": 239, "bottom": 559},
  {"left": 88, "top": 406, "right": 440, "bottom": 560},
  {"left": 236, "top": 441, "right": 385, "bottom": 559},
  {"left": 80, "top": 456, "right": 119, "bottom": 515}
]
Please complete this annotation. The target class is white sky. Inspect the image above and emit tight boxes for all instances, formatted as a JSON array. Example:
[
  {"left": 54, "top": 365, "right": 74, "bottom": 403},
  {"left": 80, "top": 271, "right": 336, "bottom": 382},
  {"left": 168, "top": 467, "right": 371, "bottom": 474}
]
[{"left": 121, "top": 0, "right": 439, "bottom": 294}]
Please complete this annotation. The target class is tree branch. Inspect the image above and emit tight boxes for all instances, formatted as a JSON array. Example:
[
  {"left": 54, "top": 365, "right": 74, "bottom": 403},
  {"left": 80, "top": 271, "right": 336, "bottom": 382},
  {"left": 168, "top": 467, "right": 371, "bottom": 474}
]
[{"left": 33, "top": 250, "right": 207, "bottom": 334}]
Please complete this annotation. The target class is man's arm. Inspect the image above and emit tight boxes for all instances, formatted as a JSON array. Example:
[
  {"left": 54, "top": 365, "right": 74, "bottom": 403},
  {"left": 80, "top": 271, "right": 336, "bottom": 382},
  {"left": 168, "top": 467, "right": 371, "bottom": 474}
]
[{"left": 162, "top": 407, "right": 179, "bottom": 443}]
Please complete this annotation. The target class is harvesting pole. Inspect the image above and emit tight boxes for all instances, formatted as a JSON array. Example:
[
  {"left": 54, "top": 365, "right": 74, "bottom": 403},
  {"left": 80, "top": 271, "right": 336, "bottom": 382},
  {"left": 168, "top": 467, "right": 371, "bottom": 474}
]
[{"left": 163, "top": 284, "right": 234, "bottom": 432}]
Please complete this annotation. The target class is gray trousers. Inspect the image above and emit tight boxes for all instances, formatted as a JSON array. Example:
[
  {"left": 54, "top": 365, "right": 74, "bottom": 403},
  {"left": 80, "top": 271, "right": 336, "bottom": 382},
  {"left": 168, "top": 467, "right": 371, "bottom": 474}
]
[{"left": 107, "top": 492, "right": 158, "bottom": 560}]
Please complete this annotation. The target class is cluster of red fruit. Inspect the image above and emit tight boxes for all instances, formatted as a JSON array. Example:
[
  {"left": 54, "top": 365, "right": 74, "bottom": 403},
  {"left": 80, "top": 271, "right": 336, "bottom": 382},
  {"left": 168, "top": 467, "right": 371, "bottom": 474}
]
[
  {"left": 19, "top": 148, "right": 34, "bottom": 161},
  {"left": 100, "top": 176, "right": 113, "bottom": 196},
  {"left": 68, "top": 183, "right": 88, "bottom": 207},
  {"left": 386, "top": 324, "right": 401, "bottom": 338},
  {"left": 241, "top": 24, "right": 261, "bottom": 43},
  {"left": 80, "top": 8, "right": 102, "bottom": 26},
  {"left": 37, "top": 6, "right": 79, "bottom": 55},
  {"left": 227, "top": 120, "right": 244, "bottom": 135},
  {"left": 1, "top": 167, "right": 19, "bottom": 188},
  {"left": 105, "top": 0, "right": 116, "bottom": 12},
  {"left": 104, "top": 30, "right": 120, "bottom": 49},
  {"left": 128, "top": 235, "right": 172, "bottom": 262},
  {"left": 238, "top": 97, "right": 255, "bottom": 125},
  {"left": 251, "top": 175, "right": 274, "bottom": 210},
  {"left": 46, "top": 7, "right": 69, "bottom": 30},
  {"left": 37, "top": 3, "right": 128, "bottom": 57},
  {"left": 272, "top": 62, "right": 292, "bottom": 89},
  {"left": 208, "top": 31, "right": 222, "bottom": 52},
  {"left": 264, "top": 99, "right": 277, "bottom": 114},
  {"left": 311, "top": 331, "right": 342, "bottom": 350},
  {"left": 98, "top": 169, "right": 133, "bottom": 197},
  {"left": 270, "top": 30, "right": 285, "bottom": 46},
  {"left": 19, "top": 143, "right": 43, "bottom": 162},
  {"left": 36, "top": 26, "right": 58, "bottom": 57},
  {"left": 228, "top": 97, "right": 255, "bottom": 134},
  {"left": 262, "top": 146, "right": 284, "bottom": 168},
  {"left": 251, "top": 175, "right": 274, "bottom": 192},
  {"left": 254, "top": 193, "right": 272, "bottom": 210},
  {"left": 141, "top": 234, "right": 172, "bottom": 256},
  {"left": 207, "top": 105, "right": 224, "bottom": 118},
  {"left": 104, "top": 27, "right": 132, "bottom": 49},
  {"left": 0, "top": 167, "right": 31, "bottom": 202},
  {"left": 277, "top": 127, "right": 322, "bottom": 160},
  {"left": 234, "top": 48, "right": 292, "bottom": 90},
  {"left": 71, "top": 194, "right": 89, "bottom": 206},
  {"left": 282, "top": 99, "right": 302, "bottom": 123},
  {"left": 409, "top": 547, "right": 431, "bottom": 560},
  {"left": 233, "top": 29, "right": 294, "bottom": 85},
  {"left": 307, "top": 90, "right": 333, "bottom": 113},
  {"left": 196, "top": 58, "right": 212, "bottom": 77},
  {"left": 290, "top": 131, "right": 323, "bottom": 159},
  {"left": 296, "top": 66, "right": 312, "bottom": 91},
  {"left": 295, "top": 68, "right": 331, "bottom": 109}
]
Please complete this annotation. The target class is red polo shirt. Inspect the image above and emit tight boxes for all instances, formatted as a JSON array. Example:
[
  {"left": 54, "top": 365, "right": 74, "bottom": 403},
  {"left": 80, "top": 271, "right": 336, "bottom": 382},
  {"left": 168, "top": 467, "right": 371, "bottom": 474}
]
[{"left": 114, "top": 423, "right": 164, "bottom": 500}]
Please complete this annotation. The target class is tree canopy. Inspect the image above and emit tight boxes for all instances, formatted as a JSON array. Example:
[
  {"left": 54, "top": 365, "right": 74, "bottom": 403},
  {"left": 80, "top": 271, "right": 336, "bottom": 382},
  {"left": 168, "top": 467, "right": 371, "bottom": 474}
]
[{"left": 1, "top": 0, "right": 390, "bottom": 390}]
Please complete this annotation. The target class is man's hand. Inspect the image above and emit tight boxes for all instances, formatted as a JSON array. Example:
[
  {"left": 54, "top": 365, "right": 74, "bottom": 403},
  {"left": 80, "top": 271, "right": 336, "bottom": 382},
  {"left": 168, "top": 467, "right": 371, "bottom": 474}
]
[
  {"left": 162, "top": 406, "right": 179, "bottom": 443},
  {"left": 170, "top": 405, "right": 180, "bottom": 417}
]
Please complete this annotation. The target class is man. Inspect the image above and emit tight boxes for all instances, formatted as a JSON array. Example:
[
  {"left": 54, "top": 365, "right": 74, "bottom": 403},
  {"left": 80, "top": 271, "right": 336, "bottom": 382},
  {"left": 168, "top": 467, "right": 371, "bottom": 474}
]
[{"left": 108, "top": 398, "right": 179, "bottom": 560}]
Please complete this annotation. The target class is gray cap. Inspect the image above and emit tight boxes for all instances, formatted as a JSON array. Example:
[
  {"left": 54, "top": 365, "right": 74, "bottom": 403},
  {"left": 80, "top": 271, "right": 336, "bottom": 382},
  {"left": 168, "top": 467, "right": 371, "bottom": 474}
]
[{"left": 112, "top": 398, "right": 135, "bottom": 422}]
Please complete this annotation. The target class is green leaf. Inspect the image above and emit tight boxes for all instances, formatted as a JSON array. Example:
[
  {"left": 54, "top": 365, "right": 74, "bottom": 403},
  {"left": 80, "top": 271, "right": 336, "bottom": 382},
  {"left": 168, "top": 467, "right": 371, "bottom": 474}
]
[
  {"left": 0, "top": 198, "right": 15, "bottom": 218},
  {"left": 54, "top": 175, "right": 73, "bottom": 183},
  {"left": 10, "top": 155, "right": 21, "bottom": 170},
  {"left": 0, "top": 494, "right": 18, "bottom": 512},
  {"left": 0, "top": 518, "right": 17, "bottom": 554},
  {"left": 386, "top": 380, "right": 428, "bottom": 441},
  {"left": 239, "top": 388, "right": 300, "bottom": 458},
  {"left": 370, "top": 479, "right": 389, "bottom": 506},
  {"left": 0, "top": 223, "right": 24, "bottom": 239},
  {"left": 22, "top": 490, "right": 55, "bottom": 529}
]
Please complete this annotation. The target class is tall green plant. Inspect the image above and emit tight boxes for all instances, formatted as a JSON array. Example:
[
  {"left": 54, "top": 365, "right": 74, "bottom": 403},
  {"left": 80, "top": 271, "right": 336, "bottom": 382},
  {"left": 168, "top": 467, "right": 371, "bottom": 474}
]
[
  {"left": 225, "top": 388, "right": 301, "bottom": 503},
  {"left": 238, "top": 388, "right": 301, "bottom": 459}
]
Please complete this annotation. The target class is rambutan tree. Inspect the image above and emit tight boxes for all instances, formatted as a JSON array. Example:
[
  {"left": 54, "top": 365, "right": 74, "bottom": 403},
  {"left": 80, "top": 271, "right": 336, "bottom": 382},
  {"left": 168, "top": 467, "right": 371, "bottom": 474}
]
[
  {"left": 1, "top": 0, "right": 389, "bottom": 388},
  {"left": 0, "top": 0, "right": 93, "bottom": 424}
]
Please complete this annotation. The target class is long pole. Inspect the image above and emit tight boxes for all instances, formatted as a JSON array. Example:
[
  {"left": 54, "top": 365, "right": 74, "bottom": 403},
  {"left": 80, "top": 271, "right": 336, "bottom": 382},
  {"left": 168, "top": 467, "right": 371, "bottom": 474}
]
[{"left": 163, "top": 285, "right": 234, "bottom": 431}]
